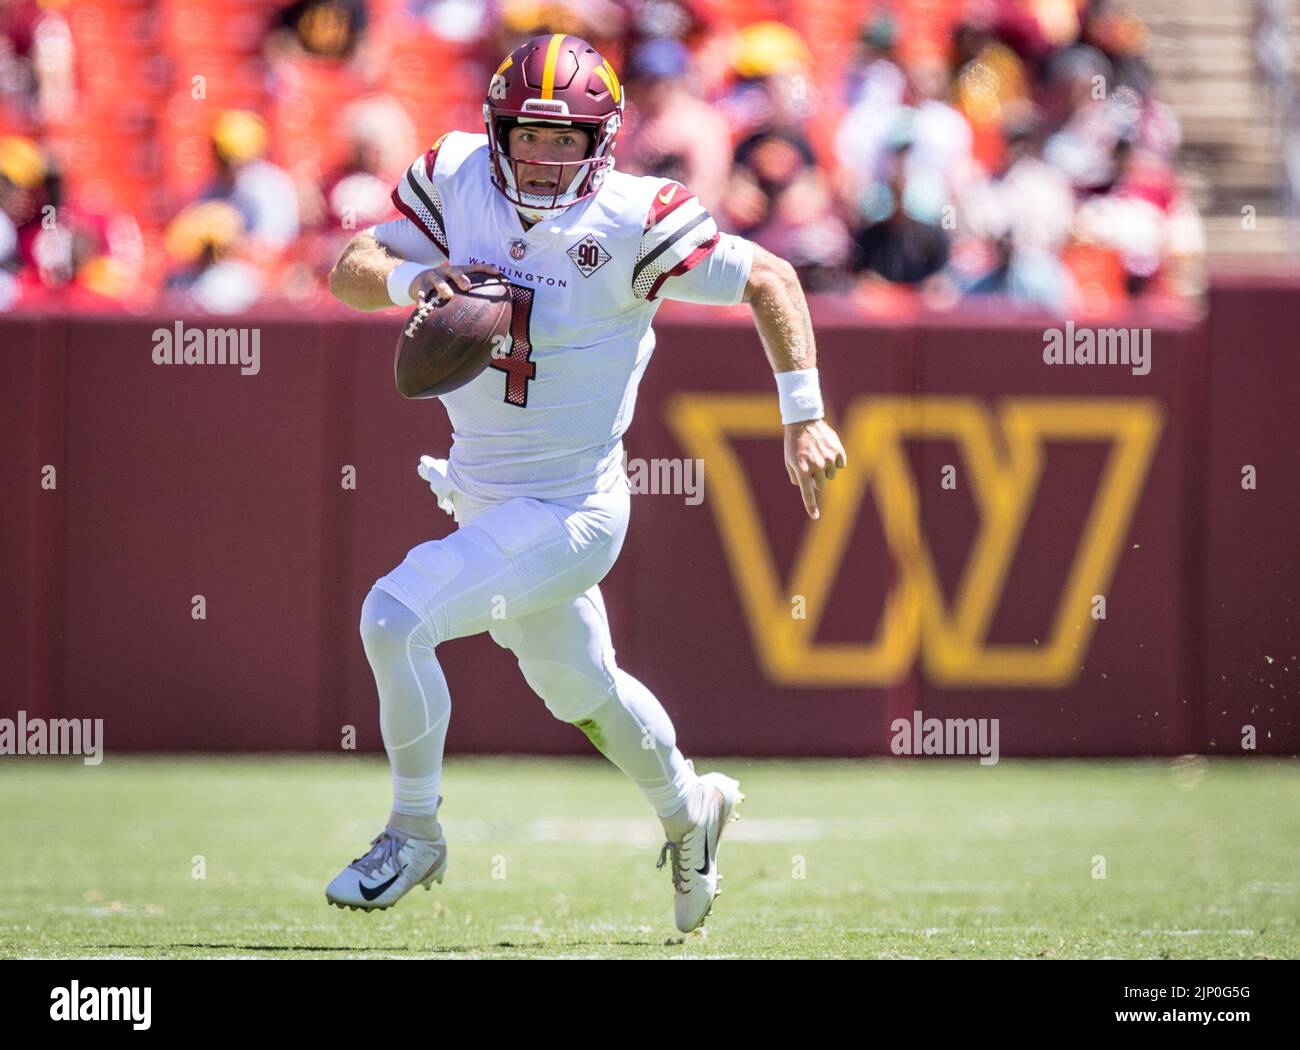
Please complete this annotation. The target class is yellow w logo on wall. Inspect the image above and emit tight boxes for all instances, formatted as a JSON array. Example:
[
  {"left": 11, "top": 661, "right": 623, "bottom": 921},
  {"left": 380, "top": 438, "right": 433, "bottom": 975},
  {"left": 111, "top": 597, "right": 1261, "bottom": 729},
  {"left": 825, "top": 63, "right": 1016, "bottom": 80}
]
[{"left": 666, "top": 396, "right": 1163, "bottom": 688}]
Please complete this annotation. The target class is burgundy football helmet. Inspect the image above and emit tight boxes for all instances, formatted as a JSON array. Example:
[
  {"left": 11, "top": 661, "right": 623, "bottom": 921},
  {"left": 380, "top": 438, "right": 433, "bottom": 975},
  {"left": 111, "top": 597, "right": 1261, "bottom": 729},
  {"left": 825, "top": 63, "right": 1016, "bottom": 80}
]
[{"left": 483, "top": 34, "right": 624, "bottom": 222}]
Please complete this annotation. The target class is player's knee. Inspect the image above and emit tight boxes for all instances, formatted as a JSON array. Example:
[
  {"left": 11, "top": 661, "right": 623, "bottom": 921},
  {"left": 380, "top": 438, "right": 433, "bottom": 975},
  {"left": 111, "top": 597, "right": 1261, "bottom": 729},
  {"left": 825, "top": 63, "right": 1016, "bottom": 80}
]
[
  {"left": 516, "top": 655, "right": 617, "bottom": 724},
  {"left": 359, "top": 587, "right": 428, "bottom": 663},
  {"left": 368, "top": 539, "right": 466, "bottom": 648}
]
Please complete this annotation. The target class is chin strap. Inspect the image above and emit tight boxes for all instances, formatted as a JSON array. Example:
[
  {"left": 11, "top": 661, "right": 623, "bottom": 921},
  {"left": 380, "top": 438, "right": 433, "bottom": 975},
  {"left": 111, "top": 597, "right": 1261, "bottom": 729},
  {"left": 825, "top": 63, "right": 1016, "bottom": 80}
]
[{"left": 515, "top": 202, "right": 563, "bottom": 224}]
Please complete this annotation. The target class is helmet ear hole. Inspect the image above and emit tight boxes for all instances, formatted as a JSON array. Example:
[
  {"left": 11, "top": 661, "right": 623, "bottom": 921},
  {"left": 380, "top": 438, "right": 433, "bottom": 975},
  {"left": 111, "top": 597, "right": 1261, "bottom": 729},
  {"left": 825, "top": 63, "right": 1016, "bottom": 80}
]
[{"left": 494, "top": 117, "right": 518, "bottom": 154}]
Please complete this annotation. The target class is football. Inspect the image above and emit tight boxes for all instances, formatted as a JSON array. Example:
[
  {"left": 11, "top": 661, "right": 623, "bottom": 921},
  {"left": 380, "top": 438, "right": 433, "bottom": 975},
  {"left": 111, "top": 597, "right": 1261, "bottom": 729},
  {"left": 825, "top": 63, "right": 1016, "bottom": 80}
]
[{"left": 394, "top": 272, "right": 514, "bottom": 398}]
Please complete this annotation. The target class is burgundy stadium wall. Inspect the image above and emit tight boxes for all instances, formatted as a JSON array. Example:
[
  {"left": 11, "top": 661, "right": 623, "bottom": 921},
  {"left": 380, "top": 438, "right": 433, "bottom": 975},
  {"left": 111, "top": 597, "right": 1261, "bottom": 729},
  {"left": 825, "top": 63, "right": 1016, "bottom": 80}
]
[{"left": 2, "top": 281, "right": 1297, "bottom": 756}]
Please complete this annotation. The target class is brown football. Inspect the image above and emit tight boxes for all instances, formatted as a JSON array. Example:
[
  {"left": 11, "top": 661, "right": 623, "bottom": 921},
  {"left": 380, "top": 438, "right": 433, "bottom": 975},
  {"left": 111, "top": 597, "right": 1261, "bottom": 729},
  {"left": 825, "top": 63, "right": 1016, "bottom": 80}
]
[{"left": 394, "top": 272, "right": 514, "bottom": 399}]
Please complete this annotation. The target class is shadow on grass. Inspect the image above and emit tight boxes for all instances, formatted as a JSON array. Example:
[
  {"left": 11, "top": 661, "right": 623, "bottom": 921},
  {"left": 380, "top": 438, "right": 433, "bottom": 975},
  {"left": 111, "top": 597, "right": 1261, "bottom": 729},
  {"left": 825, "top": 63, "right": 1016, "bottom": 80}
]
[{"left": 75, "top": 938, "right": 666, "bottom": 953}]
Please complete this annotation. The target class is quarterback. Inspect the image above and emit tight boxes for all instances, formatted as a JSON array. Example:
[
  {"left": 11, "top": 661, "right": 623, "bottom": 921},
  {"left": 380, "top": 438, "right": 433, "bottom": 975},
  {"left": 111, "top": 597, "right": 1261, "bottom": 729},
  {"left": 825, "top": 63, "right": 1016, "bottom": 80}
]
[{"left": 326, "top": 34, "right": 846, "bottom": 932}]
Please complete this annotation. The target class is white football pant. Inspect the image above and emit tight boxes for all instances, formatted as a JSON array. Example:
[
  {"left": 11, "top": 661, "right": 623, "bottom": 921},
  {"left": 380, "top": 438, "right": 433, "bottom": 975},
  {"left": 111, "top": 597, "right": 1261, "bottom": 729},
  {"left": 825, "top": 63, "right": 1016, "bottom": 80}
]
[{"left": 362, "top": 481, "right": 700, "bottom": 824}]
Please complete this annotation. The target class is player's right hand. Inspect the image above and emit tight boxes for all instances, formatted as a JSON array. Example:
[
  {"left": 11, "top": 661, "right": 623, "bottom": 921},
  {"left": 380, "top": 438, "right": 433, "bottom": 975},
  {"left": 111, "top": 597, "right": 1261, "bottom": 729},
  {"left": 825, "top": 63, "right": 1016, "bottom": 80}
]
[{"left": 412, "top": 261, "right": 502, "bottom": 304}]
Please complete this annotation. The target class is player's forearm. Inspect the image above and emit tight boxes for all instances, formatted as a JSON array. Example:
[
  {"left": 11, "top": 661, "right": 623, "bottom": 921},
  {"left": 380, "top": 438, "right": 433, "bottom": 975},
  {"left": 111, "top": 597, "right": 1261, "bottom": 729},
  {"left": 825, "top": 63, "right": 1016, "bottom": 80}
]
[
  {"left": 328, "top": 231, "right": 407, "bottom": 312},
  {"left": 743, "top": 246, "right": 827, "bottom": 427},
  {"left": 744, "top": 249, "right": 816, "bottom": 374}
]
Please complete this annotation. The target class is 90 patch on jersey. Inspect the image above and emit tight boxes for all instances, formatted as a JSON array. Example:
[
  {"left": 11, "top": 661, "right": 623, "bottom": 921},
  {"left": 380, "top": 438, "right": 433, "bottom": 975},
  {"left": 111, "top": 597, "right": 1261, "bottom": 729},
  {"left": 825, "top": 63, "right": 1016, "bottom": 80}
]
[{"left": 567, "top": 235, "right": 611, "bottom": 278}]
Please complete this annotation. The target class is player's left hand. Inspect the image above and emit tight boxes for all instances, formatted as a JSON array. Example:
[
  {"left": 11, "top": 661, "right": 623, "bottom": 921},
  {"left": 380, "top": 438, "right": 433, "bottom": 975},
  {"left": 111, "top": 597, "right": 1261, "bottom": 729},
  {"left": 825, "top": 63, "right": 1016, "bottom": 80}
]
[
  {"left": 413, "top": 261, "right": 502, "bottom": 304},
  {"left": 784, "top": 418, "right": 846, "bottom": 520}
]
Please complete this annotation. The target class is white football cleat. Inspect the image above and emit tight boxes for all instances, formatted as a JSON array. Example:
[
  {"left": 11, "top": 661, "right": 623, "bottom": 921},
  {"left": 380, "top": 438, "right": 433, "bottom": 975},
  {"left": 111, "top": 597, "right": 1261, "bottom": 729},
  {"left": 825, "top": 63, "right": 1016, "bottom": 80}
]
[
  {"left": 326, "top": 825, "right": 448, "bottom": 912},
  {"left": 656, "top": 770, "right": 745, "bottom": 932}
]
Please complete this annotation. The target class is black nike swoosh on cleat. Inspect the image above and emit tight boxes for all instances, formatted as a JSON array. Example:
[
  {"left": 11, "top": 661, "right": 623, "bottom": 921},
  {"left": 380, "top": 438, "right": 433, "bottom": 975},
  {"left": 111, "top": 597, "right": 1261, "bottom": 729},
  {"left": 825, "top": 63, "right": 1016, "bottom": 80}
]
[
  {"left": 696, "top": 836, "right": 710, "bottom": 876},
  {"left": 358, "top": 867, "right": 405, "bottom": 902}
]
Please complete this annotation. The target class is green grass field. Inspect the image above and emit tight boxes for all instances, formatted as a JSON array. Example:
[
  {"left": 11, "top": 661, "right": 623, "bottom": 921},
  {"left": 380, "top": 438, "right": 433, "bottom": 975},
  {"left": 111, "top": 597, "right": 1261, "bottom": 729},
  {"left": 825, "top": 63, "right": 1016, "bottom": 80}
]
[{"left": 1, "top": 755, "right": 1296, "bottom": 959}]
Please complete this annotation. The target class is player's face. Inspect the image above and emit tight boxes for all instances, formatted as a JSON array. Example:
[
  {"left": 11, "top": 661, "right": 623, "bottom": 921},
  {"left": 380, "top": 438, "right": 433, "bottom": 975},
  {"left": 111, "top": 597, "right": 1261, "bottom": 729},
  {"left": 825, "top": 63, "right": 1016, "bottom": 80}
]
[{"left": 507, "top": 126, "right": 592, "bottom": 196}]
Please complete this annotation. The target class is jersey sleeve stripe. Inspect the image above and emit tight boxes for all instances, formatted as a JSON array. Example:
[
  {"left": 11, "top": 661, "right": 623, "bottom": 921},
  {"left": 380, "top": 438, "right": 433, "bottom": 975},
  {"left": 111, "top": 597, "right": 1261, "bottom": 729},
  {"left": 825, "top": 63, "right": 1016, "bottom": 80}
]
[
  {"left": 646, "top": 232, "right": 721, "bottom": 300},
  {"left": 391, "top": 161, "right": 449, "bottom": 257},
  {"left": 409, "top": 154, "right": 448, "bottom": 231},
  {"left": 632, "top": 209, "right": 710, "bottom": 286},
  {"left": 642, "top": 196, "right": 708, "bottom": 250}
]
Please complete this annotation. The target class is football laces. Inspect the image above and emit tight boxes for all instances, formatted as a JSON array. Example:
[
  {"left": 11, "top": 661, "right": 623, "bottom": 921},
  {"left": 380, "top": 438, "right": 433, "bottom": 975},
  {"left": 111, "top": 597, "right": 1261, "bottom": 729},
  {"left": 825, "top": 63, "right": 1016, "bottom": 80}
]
[{"left": 405, "top": 296, "right": 437, "bottom": 339}]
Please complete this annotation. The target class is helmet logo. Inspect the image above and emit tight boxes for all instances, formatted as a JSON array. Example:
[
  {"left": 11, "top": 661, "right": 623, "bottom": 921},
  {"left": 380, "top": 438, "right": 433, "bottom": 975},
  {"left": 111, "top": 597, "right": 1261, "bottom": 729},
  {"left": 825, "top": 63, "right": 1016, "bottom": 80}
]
[
  {"left": 520, "top": 99, "right": 568, "bottom": 116},
  {"left": 489, "top": 75, "right": 508, "bottom": 100}
]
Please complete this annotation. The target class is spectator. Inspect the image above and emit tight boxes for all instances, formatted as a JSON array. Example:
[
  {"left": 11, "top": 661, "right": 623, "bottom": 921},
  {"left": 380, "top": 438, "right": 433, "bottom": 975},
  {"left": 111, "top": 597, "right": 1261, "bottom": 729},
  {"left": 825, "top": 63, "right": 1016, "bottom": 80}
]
[
  {"left": 0, "top": 132, "right": 40, "bottom": 307},
  {"left": 619, "top": 37, "right": 731, "bottom": 215},
  {"left": 0, "top": 132, "right": 41, "bottom": 228},
  {"left": 1043, "top": 50, "right": 1119, "bottom": 175},
  {"left": 1079, "top": 0, "right": 1151, "bottom": 93},
  {"left": 491, "top": 0, "right": 627, "bottom": 62},
  {"left": 728, "top": 126, "right": 852, "bottom": 291},
  {"left": 838, "top": 56, "right": 974, "bottom": 238},
  {"left": 0, "top": 1, "right": 1204, "bottom": 309},
  {"left": 948, "top": 231, "right": 1075, "bottom": 309},
  {"left": 718, "top": 23, "right": 850, "bottom": 288},
  {"left": 198, "top": 110, "right": 300, "bottom": 254},
  {"left": 754, "top": 168, "right": 853, "bottom": 291},
  {"left": 163, "top": 200, "right": 264, "bottom": 314},
  {"left": 832, "top": 22, "right": 904, "bottom": 202},
  {"left": 1, "top": 144, "right": 145, "bottom": 306},
  {"left": 956, "top": 0, "right": 1058, "bottom": 69},
  {"left": 947, "top": 114, "right": 1077, "bottom": 309},
  {"left": 264, "top": 0, "right": 382, "bottom": 88},
  {"left": 293, "top": 94, "right": 413, "bottom": 290},
  {"left": 1074, "top": 129, "right": 1203, "bottom": 298},
  {"left": 715, "top": 22, "right": 814, "bottom": 146},
  {"left": 0, "top": 0, "right": 75, "bottom": 130},
  {"left": 841, "top": 12, "right": 905, "bottom": 109},
  {"left": 851, "top": 131, "right": 950, "bottom": 286},
  {"left": 627, "top": 0, "right": 702, "bottom": 44},
  {"left": 951, "top": 15, "right": 1032, "bottom": 174},
  {"left": 898, "top": 56, "right": 976, "bottom": 223},
  {"left": 315, "top": 95, "right": 415, "bottom": 232},
  {"left": 269, "top": 0, "right": 369, "bottom": 61},
  {"left": 407, "top": 0, "right": 494, "bottom": 45}
]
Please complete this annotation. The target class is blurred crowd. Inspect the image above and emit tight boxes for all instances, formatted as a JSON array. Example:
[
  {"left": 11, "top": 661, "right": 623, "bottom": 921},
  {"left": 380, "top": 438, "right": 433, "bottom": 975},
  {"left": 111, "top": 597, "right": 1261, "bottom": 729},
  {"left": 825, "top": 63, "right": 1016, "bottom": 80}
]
[{"left": 0, "top": 0, "right": 1205, "bottom": 315}]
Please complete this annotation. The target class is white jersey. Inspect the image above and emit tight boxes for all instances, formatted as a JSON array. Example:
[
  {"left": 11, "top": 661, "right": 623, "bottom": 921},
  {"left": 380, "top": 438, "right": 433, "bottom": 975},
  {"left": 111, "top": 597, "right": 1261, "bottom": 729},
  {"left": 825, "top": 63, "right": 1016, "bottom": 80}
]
[{"left": 388, "top": 130, "right": 750, "bottom": 503}]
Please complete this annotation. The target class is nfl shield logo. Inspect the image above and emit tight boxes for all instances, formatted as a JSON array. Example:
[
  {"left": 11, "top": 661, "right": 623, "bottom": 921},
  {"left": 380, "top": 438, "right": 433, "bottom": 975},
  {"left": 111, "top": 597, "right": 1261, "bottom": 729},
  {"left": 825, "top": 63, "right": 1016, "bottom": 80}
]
[{"left": 509, "top": 239, "right": 528, "bottom": 260}]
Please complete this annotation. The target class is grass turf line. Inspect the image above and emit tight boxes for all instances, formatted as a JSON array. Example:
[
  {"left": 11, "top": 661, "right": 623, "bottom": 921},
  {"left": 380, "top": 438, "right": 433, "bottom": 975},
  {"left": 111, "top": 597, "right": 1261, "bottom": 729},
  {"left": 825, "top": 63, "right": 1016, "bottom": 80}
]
[{"left": 0, "top": 755, "right": 1296, "bottom": 959}]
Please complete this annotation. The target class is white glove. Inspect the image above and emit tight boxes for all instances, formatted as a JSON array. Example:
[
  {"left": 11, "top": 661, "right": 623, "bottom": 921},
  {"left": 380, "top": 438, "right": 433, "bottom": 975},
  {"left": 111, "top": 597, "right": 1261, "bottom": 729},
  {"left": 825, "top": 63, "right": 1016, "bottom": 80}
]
[{"left": 416, "top": 455, "right": 458, "bottom": 518}]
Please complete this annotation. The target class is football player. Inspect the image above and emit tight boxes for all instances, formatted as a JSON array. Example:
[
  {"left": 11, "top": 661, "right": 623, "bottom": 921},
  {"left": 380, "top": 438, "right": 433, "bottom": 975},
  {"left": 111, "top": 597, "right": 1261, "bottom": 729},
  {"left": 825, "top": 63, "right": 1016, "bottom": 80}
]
[{"left": 326, "top": 34, "right": 846, "bottom": 932}]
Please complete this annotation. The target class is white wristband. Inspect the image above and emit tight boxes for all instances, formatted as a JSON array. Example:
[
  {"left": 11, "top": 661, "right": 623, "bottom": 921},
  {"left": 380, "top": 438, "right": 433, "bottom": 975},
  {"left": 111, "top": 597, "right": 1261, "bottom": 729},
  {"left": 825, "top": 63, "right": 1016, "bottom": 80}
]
[
  {"left": 386, "top": 260, "right": 430, "bottom": 307},
  {"left": 774, "top": 367, "right": 823, "bottom": 425}
]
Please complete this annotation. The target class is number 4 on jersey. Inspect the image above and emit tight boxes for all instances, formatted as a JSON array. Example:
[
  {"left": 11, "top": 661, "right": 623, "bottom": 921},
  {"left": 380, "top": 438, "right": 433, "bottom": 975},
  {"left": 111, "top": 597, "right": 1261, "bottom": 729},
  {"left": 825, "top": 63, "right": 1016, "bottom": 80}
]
[{"left": 489, "top": 284, "right": 537, "bottom": 406}]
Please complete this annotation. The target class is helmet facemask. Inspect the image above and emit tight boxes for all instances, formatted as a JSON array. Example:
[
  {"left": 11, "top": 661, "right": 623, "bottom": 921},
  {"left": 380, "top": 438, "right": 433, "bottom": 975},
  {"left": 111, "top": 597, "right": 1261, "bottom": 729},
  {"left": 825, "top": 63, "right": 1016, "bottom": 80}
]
[{"left": 484, "top": 102, "right": 621, "bottom": 223}]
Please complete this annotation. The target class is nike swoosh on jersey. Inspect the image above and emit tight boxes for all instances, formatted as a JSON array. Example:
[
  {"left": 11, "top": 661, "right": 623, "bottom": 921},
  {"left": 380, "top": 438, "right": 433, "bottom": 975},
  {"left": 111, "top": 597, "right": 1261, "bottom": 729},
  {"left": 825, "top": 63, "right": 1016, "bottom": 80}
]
[{"left": 657, "top": 185, "right": 679, "bottom": 205}]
